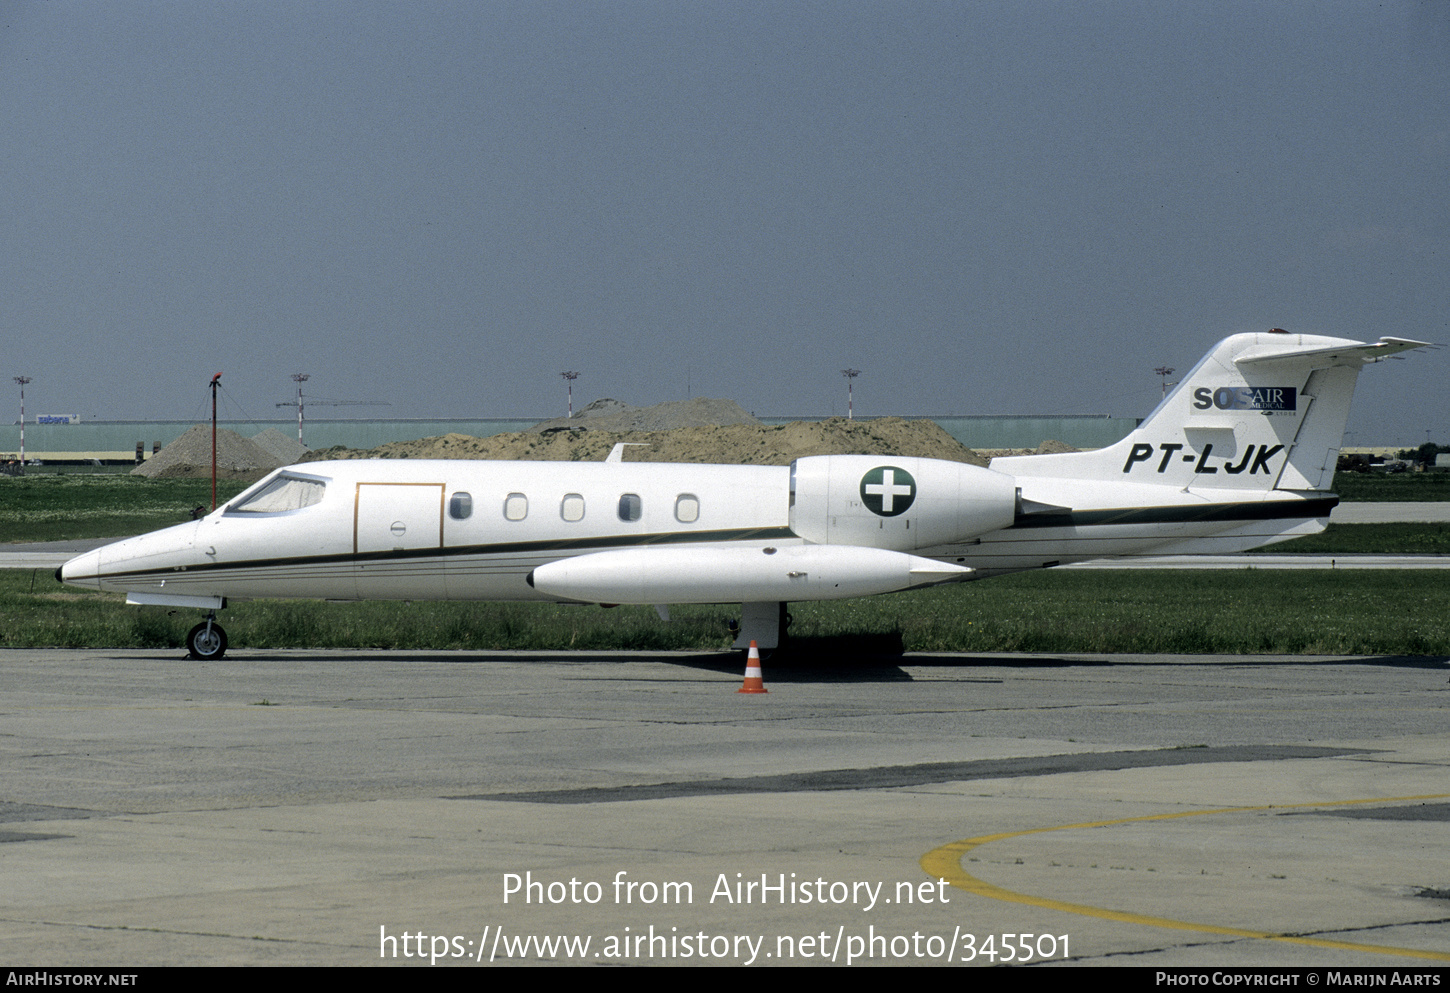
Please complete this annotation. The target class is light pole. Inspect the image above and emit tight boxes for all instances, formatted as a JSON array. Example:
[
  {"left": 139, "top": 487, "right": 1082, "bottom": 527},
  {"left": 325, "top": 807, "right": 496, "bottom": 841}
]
[
  {"left": 1154, "top": 366, "right": 1175, "bottom": 399},
  {"left": 561, "top": 371, "right": 580, "bottom": 419},
  {"left": 290, "top": 373, "right": 309, "bottom": 443},
  {"left": 13, "top": 377, "right": 31, "bottom": 471},
  {"left": 841, "top": 369, "right": 861, "bottom": 420},
  {"left": 275, "top": 378, "right": 388, "bottom": 445}
]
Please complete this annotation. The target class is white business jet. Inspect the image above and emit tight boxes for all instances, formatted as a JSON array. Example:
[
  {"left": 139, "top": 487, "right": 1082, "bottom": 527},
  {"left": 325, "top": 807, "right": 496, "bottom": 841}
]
[{"left": 60, "top": 330, "right": 1427, "bottom": 659}]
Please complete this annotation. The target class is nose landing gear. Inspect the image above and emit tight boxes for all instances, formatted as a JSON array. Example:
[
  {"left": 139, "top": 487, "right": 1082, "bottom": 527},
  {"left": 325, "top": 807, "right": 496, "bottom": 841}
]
[{"left": 186, "top": 614, "right": 228, "bottom": 660}]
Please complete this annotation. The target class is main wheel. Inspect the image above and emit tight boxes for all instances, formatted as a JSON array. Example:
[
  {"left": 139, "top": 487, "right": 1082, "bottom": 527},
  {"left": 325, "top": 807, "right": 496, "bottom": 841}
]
[{"left": 186, "top": 621, "right": 228, "bottom": 660}]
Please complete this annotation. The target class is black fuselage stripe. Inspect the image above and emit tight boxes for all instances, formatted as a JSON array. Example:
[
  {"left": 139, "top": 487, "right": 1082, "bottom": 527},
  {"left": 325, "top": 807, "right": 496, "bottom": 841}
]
[
  {"left": 1008, "top": 497, "right": 1338, "bottom": 530},
  {"left": 92, "top": 498, "right": 1338, "bottom": 583},
  {"left": 93, "top": 526, "right": 798, "bottom": 583}
]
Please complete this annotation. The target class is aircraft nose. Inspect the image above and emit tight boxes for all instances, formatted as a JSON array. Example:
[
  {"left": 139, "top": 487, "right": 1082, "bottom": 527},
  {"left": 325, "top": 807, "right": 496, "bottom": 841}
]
[{"left": 59, "top": 548, "right": 103, "bottom": 589}]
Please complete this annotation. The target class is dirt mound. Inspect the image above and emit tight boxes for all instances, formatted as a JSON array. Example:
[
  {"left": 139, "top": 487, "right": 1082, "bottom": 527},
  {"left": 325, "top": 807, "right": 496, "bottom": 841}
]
[
  {"left": 529, "top": 397, "right": 762, "bottom": 434},
  {"left": 980, "top": 439, "right": 1082, "bottom": 459},
  {"left": 250, "top": 427, "right": 309, "bottom": 465},
  {"left": 301, "top": 417, "right": 989, "bottom": 467},
  {"left": 132, "top": 425, "right": 283, "bottom": 481}
]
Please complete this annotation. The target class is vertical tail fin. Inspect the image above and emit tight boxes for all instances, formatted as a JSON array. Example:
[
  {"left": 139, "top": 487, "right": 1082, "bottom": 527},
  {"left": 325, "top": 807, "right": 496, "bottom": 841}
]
[{"left": 994, "top": 330, "right": 1429, "bottom": 492}]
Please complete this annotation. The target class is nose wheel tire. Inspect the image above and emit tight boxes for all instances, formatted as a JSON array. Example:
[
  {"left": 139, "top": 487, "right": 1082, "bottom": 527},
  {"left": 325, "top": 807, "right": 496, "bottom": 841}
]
[{"left": 186, "top": 621, "right": 228, "bottom": 660}]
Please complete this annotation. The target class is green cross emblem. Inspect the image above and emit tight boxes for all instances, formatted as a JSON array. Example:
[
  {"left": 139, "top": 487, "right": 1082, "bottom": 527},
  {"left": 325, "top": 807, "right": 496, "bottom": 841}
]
[{"left": 860, "top": 466, "right": 916, "bottom": 517}]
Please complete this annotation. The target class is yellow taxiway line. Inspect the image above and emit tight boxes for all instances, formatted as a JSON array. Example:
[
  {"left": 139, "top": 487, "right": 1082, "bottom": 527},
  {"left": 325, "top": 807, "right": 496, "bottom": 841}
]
[{"left": 921, "top": 794, "right": 1450, "bottom": 962}]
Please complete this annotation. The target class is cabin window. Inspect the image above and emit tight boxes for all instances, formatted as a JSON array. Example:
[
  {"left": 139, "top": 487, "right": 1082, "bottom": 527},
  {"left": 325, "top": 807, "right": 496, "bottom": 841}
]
[
  {"left": 228, "top": 475, "right": 325, "bottom": 514},
  {"left": 618, "top": 493, "right": 642, "bottom": 522},
  {"left": 561, "top": 494, "right": 585, "bottom": 522},
  {"left": 449, "top": 492, "right": 473, "bottom": 520},
  {"left": 674, "top": 494, "right": 699, "bottom": 523},
  {"left": 504, "top": 493, "right": 528, "bottom": 521}
]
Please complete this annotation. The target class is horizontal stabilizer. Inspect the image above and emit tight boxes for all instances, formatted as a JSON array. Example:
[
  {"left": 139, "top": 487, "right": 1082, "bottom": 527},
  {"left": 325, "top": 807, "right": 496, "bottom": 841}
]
[
  {"left": 1234, "top": 336, "right": 1432, "bottom": 372},
  {"left": 995, "top": 330, "right": 1432, "bottom": 492}
]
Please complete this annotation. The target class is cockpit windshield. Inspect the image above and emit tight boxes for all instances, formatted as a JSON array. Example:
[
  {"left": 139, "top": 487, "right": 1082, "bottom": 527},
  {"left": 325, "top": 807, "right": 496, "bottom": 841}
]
[{"left": 227, "top": 474, "right": 326, "bottom": 514}]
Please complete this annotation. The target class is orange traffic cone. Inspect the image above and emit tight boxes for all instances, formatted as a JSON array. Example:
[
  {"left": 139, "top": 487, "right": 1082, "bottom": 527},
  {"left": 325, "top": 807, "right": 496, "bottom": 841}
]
[{"left": 738, "top": 640, "right": 768, "bottom": 694}]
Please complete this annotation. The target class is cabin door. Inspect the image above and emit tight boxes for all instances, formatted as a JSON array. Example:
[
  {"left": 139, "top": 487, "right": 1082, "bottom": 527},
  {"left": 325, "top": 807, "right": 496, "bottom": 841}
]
[{"left": 353, "top": 482, "right": 447, "bottom": 598}]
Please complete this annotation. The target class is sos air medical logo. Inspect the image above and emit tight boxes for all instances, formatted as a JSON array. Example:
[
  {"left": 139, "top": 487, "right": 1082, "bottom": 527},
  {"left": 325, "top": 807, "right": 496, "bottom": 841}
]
[
  {"left": 860, "top": 466, "right": 916, "bottom": 517},
  {"left": 1193, "top": 386, "right": 1296, "bottom": 412}
]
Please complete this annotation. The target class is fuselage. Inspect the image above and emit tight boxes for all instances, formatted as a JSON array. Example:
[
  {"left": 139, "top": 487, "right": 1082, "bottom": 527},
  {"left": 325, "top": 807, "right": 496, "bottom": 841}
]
[
  {"left": 56, "top": 329, "right": 1425, "bottom": 659},
  {"left": 59, "top": 453, "right": 1333, "bottom": 606}
]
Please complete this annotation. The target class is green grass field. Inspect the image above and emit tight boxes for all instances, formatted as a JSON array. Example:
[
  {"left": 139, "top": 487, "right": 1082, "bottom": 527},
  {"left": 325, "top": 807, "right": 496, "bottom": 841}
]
[
  {"left": 2, "top": 469, "right": 1444, "bottom": 546},
  {"left": 1331, "top": 471, "right": 1450, "bottom": 501},
  {"left": 3, "top": 470, "right": 1445, "bottom": 655},
  {"left": 0, "top": 474, "right": 249, "bottom": 543},
  {"left": 7, "top": 568, "right": 1446, "bottom": 656},
  {"left": 1256, "top": 523, "right": 1450, "bottom": 555}
]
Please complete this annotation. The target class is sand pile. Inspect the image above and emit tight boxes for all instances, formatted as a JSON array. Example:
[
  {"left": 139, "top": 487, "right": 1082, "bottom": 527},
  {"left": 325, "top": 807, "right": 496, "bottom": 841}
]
[
  {"left": 132, "top": 426, "right": 286, "bottom": 480},
  {"left": 301, "top": 416, "right": 989, "bottom": 467},
  {"left": 250, "top": 427, "right": 309, "bottom": 465},
  {"left": 529, "top": 397, "right": 761, "bottom": 434},
  {"left": 303, "top": 394, "right": 985, "bottom": 466},
  {"left": 980, "top": 439, "right": 1080, "bottom": 458}
]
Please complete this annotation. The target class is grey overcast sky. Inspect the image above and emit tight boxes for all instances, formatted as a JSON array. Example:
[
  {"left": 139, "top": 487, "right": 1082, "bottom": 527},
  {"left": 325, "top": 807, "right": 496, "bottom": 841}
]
[{"left": 3, "top": 1, "right": 1447, "bottom": 445}]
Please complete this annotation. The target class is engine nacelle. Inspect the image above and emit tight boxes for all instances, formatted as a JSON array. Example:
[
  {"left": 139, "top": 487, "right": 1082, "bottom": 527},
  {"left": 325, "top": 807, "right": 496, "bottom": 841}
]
[{"left": 789, "top": 455, "right": 1017, "bottom": 550}]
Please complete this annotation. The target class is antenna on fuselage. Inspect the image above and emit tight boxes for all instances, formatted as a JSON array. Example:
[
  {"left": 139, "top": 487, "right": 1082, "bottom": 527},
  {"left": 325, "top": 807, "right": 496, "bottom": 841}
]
[{"left": 606, "top": 443, "right": 649, "bottom": 463}]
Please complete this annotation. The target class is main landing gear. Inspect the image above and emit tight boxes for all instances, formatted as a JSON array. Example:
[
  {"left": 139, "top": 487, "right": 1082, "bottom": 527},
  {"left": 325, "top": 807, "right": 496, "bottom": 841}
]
[
  {"left": 731, "top": 602, "right": 790, "bottom": 658},
  {"left": 186, "top": 613, "right": 228, "bottom": 660}
]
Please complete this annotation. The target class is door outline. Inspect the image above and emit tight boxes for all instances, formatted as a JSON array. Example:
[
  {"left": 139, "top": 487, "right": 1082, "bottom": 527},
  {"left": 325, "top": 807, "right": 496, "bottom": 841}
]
[{"left": 353, "top": 482, "right": 446, "bottom": 554}]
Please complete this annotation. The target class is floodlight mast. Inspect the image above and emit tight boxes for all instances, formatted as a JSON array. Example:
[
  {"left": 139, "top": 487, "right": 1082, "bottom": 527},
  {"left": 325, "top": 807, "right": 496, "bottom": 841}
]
[
  {"left": 561, "top": 371, "right": 580, "bottom": 419},
  {"left": 13, "top": 377, "right": 31, "bottom": 472},
  {"left": 841, "top": 368, "right": 861, "bottom": 420},
  {"left": 274, "top": 375, "right": 389, "bottom": 447},
  {"left": 290, "top": 373, "right": 309, "bottom": 443},
  {"left": 1154, "top": 366, "right": 1176, "bottom": 399}
]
